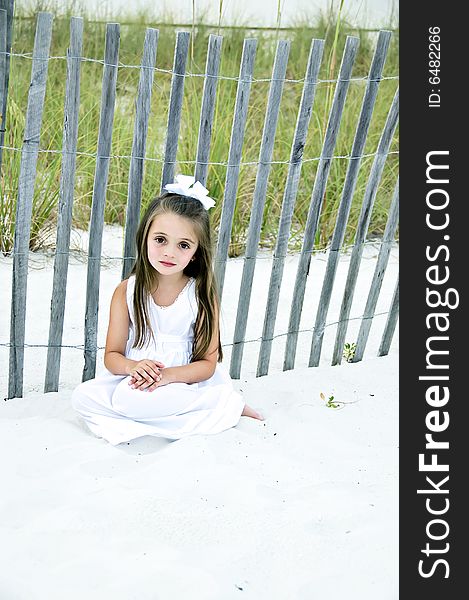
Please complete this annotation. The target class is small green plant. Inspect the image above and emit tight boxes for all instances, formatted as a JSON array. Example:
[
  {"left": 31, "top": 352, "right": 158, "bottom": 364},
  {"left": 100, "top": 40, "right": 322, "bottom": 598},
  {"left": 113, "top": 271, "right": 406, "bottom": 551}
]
[
  {"left": 343, "top": 342, "right": 357, "bottom": 363},
  {"left": 320, "top": 392, "right": 339, "bottom": 409}
]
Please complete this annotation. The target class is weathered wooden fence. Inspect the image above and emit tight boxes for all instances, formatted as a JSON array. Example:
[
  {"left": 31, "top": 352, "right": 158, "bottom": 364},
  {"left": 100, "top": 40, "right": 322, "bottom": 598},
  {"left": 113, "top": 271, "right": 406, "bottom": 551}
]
[
  {"left": 2, "top": 10, "right": 399, "bottom": 399},
  {"left": 0, "top": 0, "right": 13, "bottom": 170}
]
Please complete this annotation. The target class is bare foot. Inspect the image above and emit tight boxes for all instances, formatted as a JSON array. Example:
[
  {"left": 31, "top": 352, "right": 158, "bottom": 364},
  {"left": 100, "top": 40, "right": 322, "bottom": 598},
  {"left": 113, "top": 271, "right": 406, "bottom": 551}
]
[{"left": 242, "top": 404, "right": 265, "bottom": 420}]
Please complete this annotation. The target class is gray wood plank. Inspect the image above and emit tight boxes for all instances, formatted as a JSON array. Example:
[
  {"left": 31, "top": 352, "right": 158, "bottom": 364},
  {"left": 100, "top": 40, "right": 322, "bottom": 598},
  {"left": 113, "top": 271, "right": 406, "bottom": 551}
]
[
  {"left": 378, "top": 274, "right": 399, "bottom": 356},
  {"left": 0, "top": 0, "right": 13, "bottom": 171},
  {"left": 82, "top": 23, "right": 120, "bottom": 382},
  {"left": 44, "top": 17, "right": 84, "bottom": 393},
  {"left": 214, "top": 37, "right": 257, "bottom": 297},
  {"left": 161, "top": 30, "right": 190, "bottom": 189},
  {"left": 122, "top": 27, "right": 159, "bottom": 280},
  {"left": 331, "top": 87, "right": 399, "bottom": 365},
  {"left": 309, "top": 30, "right": 392, "bottom": 367},
  {"left": 194, "top": 34, "right": 222, "bottom": 186},
  {"left": 229, "top": 39, "right": 290, "bottom": 379},
  {"left": 256, "top": 37, "right": 325, "bottom": 377},
  {"left": 283, "top": 35, "right": 360, "bottom": 372},
  {"left": 7, "top": 12, "right": 53, "bottom": 399},
  {"left": 353, "top": 176, "right": 399, "bottom": 362},
  {"left": 0, "top": 10, "right": 6, "bottom": 133}
]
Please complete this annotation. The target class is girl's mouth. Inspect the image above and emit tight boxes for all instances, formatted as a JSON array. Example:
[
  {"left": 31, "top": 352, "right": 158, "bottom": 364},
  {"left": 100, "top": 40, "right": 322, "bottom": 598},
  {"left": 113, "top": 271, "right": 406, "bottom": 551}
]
[{"left": 160, "top": 261, "right": 176, "bottom": 267}]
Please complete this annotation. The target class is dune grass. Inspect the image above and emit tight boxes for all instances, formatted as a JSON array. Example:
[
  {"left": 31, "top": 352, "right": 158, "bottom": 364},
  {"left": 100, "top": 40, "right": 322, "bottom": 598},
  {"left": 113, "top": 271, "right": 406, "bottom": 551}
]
[{"left": 0, "top": 2, "right": 398, "bottom": 255}]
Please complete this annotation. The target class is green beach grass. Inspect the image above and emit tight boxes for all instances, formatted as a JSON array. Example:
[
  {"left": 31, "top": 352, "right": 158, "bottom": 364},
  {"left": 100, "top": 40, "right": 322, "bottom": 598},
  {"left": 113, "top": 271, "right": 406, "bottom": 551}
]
[{"left": 0, "top": 3, "right": 398, "bottom": 255}]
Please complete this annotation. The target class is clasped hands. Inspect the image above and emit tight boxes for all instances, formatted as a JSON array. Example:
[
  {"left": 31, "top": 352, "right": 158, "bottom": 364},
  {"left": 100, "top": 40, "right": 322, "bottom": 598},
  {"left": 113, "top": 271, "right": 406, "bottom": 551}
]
[{"left": 128, "top": 359, "right": 166, "bottom": 392}]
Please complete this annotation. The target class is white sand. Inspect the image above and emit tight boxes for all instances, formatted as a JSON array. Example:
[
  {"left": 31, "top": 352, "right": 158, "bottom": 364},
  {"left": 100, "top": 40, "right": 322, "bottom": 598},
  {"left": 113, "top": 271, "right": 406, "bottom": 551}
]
[{"left": 0, "top": 227, "right": 398, "bottom": 599}]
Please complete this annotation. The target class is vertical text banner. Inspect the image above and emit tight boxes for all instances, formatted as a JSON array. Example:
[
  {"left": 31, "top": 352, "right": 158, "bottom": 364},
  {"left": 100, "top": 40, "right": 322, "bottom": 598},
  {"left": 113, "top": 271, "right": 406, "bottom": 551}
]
[{"left": 401, "top": 1, "right": 465, "bottom": 596}]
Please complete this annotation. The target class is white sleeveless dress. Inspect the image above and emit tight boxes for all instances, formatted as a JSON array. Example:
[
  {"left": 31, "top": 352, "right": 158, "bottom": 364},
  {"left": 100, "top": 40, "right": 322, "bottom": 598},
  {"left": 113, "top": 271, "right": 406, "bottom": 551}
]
[{"left": 71, "top": 276, "right": 245, "bottom": 445}]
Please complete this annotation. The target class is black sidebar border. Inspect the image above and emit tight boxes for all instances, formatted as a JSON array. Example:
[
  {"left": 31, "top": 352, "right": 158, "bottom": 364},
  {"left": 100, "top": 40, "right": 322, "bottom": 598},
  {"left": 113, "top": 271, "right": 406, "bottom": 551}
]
[{"left": 400, "top": 1, "right": 466, "bottom": 596}]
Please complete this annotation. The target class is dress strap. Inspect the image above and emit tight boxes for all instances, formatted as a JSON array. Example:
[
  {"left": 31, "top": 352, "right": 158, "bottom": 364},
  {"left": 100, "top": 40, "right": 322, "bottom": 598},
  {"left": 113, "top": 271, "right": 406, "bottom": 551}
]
[
  {"left": 187, "top": 278, "right": 198, "bottom": 320},
  {"left": 125, "top": 275, "right": 136, "bottom": 322}
]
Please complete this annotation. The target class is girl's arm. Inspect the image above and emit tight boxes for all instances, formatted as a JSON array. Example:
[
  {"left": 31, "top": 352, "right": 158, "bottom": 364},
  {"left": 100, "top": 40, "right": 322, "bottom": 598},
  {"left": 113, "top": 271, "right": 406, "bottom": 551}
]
[
  {"left": 104, "top": 280, "right": 136, "bottom": 375},
  {"left": 160, "top": 346, "right": 218, "bottom": 386},
  {"left": 104, "top": 280, "right": 163, "bottom": 382}
]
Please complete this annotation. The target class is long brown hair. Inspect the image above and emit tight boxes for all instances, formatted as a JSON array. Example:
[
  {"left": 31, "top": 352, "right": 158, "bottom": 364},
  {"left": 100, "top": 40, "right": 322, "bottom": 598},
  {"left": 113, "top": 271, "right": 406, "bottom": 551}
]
[{"left": 130, "top": 193, "right": 222, "bottom": 362}]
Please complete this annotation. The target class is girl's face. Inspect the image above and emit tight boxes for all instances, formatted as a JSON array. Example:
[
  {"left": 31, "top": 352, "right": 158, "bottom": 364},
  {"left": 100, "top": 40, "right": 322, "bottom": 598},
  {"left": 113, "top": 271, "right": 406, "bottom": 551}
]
[{"left": 147, "top": 212, "right": 199, "bottom": 277}]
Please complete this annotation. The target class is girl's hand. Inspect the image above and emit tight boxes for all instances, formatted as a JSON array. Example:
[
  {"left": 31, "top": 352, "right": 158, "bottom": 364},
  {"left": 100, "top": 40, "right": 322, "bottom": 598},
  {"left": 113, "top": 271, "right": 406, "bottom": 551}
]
[
  {"left": 131, "top": 366, "right": 173, "bottom": 393},
  {"left": 128, "top": 360, "right": 165, "bottom": 392},
  {"left": 146, "top": 367, "right": 172, "bottom": 391}
]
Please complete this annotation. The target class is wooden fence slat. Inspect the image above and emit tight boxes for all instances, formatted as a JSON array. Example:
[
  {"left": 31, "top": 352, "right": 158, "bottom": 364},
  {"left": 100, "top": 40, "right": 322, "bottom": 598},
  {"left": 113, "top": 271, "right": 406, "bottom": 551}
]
[
  {"left": 44, "top": 17, "right": 84, "bottom": 393},
  {"left": 7, "top": 12, "right": 53, "bottom": 399},
  {"left": 283, "top": 35, "right": 360, "bottom": 372},
  {"left": 378, "top": 274, "right": 399, "bottom": 356},
  {"left": 82, "top": 23, "right": 120, "bottom": 382},
  {"left": 229, "top": 39, "right": 290, "bottom": 379},
  {"left": 214, "top": 37, "right": 257, "bottom": 297},
  {"left": 308, "top": 30, "right": 392, "bottom": 367},
  {"left": 352, "top": 176, "right": 399, "bottom": 362},
  {"left": 0, "top": 0, "right": 13, "bottom": 172},
  {"left": 256, "top": 38, "right": 325, "bottom": 377},
  {"left": 121, "top": 28, "right": 159, "bottom": 280},
  {"left": 161, "top": 31, "right": 190, "bottom": 189},
  {"left": 194, "top": 34, "right": 223, "bottom": 186},
  {"left": 331, "top": 87, "right": 399, "bottom": 365},
  {"left": 0, "top": 9, "right": 6, "bottom": 135}
]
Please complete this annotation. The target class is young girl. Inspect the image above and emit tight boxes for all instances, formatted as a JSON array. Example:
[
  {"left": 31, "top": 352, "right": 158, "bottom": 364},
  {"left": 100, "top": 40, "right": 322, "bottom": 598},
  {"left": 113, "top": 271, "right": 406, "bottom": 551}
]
[{"left": 72, "top": 176, "right": 263, "bottom": 445}]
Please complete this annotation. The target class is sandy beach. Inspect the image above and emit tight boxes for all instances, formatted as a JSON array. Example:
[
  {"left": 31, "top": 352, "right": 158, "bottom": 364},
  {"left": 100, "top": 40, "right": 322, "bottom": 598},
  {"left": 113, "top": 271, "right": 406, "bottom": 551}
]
[{"left": 0, "top": 227, "right": 398, "bottom": 598}]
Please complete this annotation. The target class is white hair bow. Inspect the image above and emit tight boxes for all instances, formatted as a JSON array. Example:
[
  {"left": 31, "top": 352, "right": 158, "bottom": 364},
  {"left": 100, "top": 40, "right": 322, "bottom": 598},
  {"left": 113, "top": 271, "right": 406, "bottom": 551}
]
[{"left": 163, "top": 174, "right": 216, "bottom": 210}]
